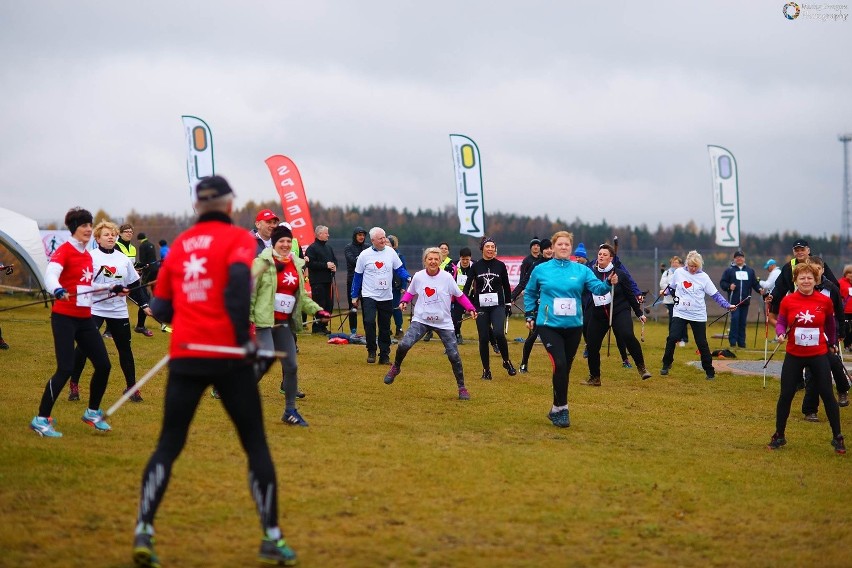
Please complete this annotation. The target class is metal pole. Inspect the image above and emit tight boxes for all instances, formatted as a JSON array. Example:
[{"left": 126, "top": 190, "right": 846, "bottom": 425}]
[{"left": 840, "top": 134, "right": 851, "bottom": 266}]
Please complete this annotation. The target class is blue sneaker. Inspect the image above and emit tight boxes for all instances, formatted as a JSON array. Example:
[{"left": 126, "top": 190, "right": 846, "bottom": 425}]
[
  {"left": 133, "top": 532, "right": 161, "bottom": 568},
  {"left": 622, "top": 359, "right": 633, "bottom": 369},
  {"left": 282, "top": 409, "right": 308, "bottom": 427},
  {"left": 30, "top": 416, "right": 62, "bottom": 438},
  {"left": 258, "top": 537, "right": 297, "bottom": 566},
  {"left": 82, "top": 409, "right": 111, "bottom": 432},
  {"left": 547, "top": 408, "right": 570, "bottom": 428}
]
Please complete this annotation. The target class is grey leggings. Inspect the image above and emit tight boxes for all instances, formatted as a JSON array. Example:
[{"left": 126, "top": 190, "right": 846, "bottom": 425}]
[
  {"left": 256, "top": 325, "right": 299, "bottom": 410},
  {"left": 394, "top": 321, "right": 466, "bottom": 388}
]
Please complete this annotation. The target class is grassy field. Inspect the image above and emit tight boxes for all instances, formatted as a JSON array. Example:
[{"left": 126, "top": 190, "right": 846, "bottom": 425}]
[{"left": 0, "top": 299, "right": 849, "bottom": 567}]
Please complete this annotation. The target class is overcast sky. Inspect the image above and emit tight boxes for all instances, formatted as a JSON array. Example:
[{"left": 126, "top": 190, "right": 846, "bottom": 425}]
[{"left": 1, "top": 0, "right": 850, "bottom": 239}]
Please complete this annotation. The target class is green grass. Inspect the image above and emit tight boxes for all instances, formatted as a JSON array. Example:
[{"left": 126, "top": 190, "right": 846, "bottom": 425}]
[{"left": 0, "top": 300, "right": 849, "bottom": 567}]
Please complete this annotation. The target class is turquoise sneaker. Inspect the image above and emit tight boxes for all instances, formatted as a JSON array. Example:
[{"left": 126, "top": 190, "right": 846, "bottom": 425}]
[
  {"left": 258, "top": 537, "right": 298, "bottom": 566},
  {"left": 547, "top": 408, "right": 570, "bottom": 428},
  {"left": 82, "top": 409, "right": 111, "bottom": 432},
  {"left": 133, "top": 532, "right": 161, "bottom": 568},
  {"left": 30, "top": 416, "right": 62, "bottom": 438}
]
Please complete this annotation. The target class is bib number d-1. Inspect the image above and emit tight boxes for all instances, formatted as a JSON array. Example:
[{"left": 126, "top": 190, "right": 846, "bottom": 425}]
[
  {"left": 553, "top": 297, "right": 576, "bottom": 316},
  {"left": 592, "top": 292, "right": 612, "bottom": 307},
  {"left": 479, "top": 292, "right": 498, "bottom": 307},
  {"left": 274, "top": 293, "right": 296, "bottom": 314},
  {"left": 794, "top": 327, "right": 819, "bottom": 347}
]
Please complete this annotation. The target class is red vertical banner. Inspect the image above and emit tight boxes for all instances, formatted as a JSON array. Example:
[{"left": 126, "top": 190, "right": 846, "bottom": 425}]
[{"left": 264, "top": 155, "right": 316, "bottom": 250}]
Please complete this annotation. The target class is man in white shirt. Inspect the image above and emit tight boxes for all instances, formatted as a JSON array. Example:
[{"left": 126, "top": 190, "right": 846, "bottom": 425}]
[{"left": 351, "top": 227, "right": 410, "bottom": 364}]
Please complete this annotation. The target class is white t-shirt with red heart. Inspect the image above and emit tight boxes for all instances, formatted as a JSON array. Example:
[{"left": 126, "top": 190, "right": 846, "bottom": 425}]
[
  {"left": 671, "top": 267, "right": 720, "bottom": 322},
  {"left": 355, "top": 246, "right": 404, "bottom": 301},
  {"left": 89, "top": 247, "right": 142, "bottom": 319},
  {"left": 407, "top": 269, "right": 463, "bottom": 330}
]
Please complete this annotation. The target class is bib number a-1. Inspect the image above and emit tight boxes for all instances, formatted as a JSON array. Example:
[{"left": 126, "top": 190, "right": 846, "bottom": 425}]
[{"left": 375, "top": 279, "right": 389, "bottom": 290}]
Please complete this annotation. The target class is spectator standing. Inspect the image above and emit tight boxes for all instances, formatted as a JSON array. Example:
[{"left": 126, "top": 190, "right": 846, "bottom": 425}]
[
  {"left": 344, "top": 227, "right": 370, "bottom": 335},
  {"left": 388, "top": 234, "right": 407, "bottom": 339},
  {"left": 158, "top": 239, "right": 170, "bottom": 260},
  {"left": 304, "top": 225, "right": 338, "bottom": 334},
  {"left": 135, "top": 231, "right": 158, "bottom": 336},
  {"left": 251, "top": 209, "right": 280, "bottom": 255},
  {"left": 719, "top": 251, "right": 761, "bottom": 349}
]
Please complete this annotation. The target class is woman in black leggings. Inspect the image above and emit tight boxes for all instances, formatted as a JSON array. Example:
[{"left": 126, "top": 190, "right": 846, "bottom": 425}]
[
  {"left": 583, "top": 244, "right": 651, "bottom": 384},
  {"left": 461, "top": 236, "right": 516, "bottom": 379}
]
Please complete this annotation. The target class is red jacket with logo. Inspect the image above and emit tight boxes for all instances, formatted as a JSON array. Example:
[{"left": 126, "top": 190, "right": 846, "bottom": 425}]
[
  {"left": 155, "top": 218, "right": 256, "bottom": 359},
  {"left": 777, "top": 290, "right": 834, "bottom": 358}
]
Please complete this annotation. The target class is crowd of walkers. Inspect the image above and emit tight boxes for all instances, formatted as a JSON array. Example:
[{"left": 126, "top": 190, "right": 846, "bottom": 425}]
[{"left": 11, "top": 175, "right": 850, "bottom": 566}]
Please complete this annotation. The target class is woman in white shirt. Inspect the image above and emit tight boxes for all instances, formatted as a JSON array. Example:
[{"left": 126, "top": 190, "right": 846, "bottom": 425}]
[
  {"left": 659, "top": 256, "right": 689, "bottom": 347},
  {"left": 660, "top": 250, "right": 736, "bottom": 379},
  {"left": 383, "top": 247, "right": 478, "bottom": 400}
]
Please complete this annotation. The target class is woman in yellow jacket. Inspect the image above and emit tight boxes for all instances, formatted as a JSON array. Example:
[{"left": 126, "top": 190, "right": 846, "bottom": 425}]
[{"left": 250, "top": 225, "right": 329, "bottom": 426}]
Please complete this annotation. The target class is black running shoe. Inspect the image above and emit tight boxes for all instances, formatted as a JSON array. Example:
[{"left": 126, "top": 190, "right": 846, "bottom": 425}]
[
  {"left": 767, "top": 432, "right": 787, "bottom": 450},
  {"left": 503, "top": 360, "right": 517, "bottom": 376},
  {"left": 832, "top": 435, "right": 846, "bottom": 455}
]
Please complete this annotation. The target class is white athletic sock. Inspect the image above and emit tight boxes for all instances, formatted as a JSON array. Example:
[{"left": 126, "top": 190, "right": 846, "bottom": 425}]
[
  {"left": 266, "top": 526, "right": 282, "bottom": 540},
  {"left": 135, "top": 522, "right": 154, "bottom": 535},
  {"left": 551, "top": 404, "right": 568, "bottom": 413}
]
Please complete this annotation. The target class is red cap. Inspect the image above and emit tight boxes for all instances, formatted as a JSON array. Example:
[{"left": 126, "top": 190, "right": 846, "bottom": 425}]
[{"left": 255, "top": 209, "right": 280, "bottom": 222}]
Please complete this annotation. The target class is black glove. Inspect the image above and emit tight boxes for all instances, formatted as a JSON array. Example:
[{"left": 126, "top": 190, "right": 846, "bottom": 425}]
[
  {"left": 242, "top": 340, "right": 260, "bottom": 362},
  {"left": 505, "top": 304, "right": 512, "bottom": 317},
  {"left": 110, "top": 284, "right": 126, "bottom": 294},
  {"left": 53, "top": 287, "right": 67, "bottom": 300}
]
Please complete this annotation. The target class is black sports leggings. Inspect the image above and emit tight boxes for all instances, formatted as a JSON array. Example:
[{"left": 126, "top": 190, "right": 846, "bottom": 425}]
[
  {"left": 586, "top": 308, "right": 645, "bottom": 376},
  {"left": 137, "top": 362, "right": 280, "bottom": 532},
  {"left": 776, "top": 353, "right": 841, "bottom": 437},
  {"left": 537, "top": 326, "right": 583, "bottom": 407},
  {"left": 39, "top": 312, "right": 111, "bottom": 416},
  {"left": 71, "top": 315, "right": 136, "bottom": 388},
  {"left": 475, "top": 306, "right": 509, "bottom": 369}
]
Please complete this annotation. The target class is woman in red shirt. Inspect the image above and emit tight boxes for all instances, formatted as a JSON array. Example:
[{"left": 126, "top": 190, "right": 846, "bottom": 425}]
[
  {"left": 838, "top": 264, "right": 852, "bottom": 351},
  {"left": 769, "top": 261, "right": 845, "bottom": 454},
  {"left": 30, "top": 208, "right": 116, "bottom": 437}
]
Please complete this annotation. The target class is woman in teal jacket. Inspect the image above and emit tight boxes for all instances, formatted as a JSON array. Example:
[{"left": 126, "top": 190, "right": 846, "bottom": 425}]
[
  {"left": 251, "top": 225, "right": 329, "bottom": 427},
  {"left": 523, "top": 231, "right": 617, "bottom": 428}
]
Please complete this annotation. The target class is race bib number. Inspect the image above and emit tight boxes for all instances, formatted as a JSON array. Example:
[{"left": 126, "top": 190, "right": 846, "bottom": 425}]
[
  {"left": 375, "top": 278, "right": 389, "bottom": 290},
  {"left": 553, "top": 297, "right": 577, "bottom": 316},
  {"left": 456, "top": 273, "right": 467, "bottom": 287},
  {"left": 592, "top": 292, "right": 612, "bottom": 307},
  {"left": 422, "top": 313, "right": 441, "bottom": 323},
  {"left": 76, "top": 285, "right": 93, "bottom": 307},
  {"left": 794, "top": 327, "right": 819, "bottom": 347},
  {"left": 735, "top": 271, "right": 748, "bottom": 281},
  {"left": 274, "top": 293, "right": 296, "bottom": 314},
  {"left": 479, "top": 292, "right": 498, "bottom": 307}
]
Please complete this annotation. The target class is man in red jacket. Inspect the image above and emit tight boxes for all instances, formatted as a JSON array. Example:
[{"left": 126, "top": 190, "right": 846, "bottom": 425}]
[{"left": 131, "top": 176, "right": 298, "bottom": 567}]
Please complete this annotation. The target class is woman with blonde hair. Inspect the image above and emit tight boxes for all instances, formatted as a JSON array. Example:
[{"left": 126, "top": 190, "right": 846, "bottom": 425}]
[
  {"left": 660, "top": 250, "right": 736, "bottom": 379},
  {"left": 384, "top": 247, "right": 478, "bottom": 400}
]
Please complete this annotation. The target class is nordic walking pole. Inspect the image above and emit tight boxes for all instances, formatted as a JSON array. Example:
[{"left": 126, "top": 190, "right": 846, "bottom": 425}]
[
  {"left": 606, "top": 275, "right": 615, "bottom": 357},
  {"left": 763, "top": 328, "right": 789, "bottom": 369},
  {"left": 106, "top": 354, "right": 169, "bottom": 416},
  {"left": 762, "top": 300, "right": 770, "bottom": 388},
  {"left": 753, "top": 299, "right": 761, "bottom": 349}
]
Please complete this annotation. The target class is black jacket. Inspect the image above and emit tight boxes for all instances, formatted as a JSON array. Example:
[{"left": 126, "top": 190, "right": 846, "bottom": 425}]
[
  {"left": 304, "top": 239, "right": 338, "bottom": 284},
  {"left": 770, "top": 257, "right": 838, "bottom": 314},
  {"left": 344, "top": 227, "right": 369, "bottom": 275}
]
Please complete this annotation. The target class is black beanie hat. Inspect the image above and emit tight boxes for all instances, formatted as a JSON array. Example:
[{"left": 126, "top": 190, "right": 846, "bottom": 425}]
[
  {"left": 270, "top": 225, "right": 293, "bottom": 246},
  {"left": 65, "top": 207, "right": 93, "bottom": 235},
  {"left": 540, "top": 238, "right": 552, "bottom": 250},
  {"left": 529, "top": 236, "right": 541, "bottom": 249}
]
